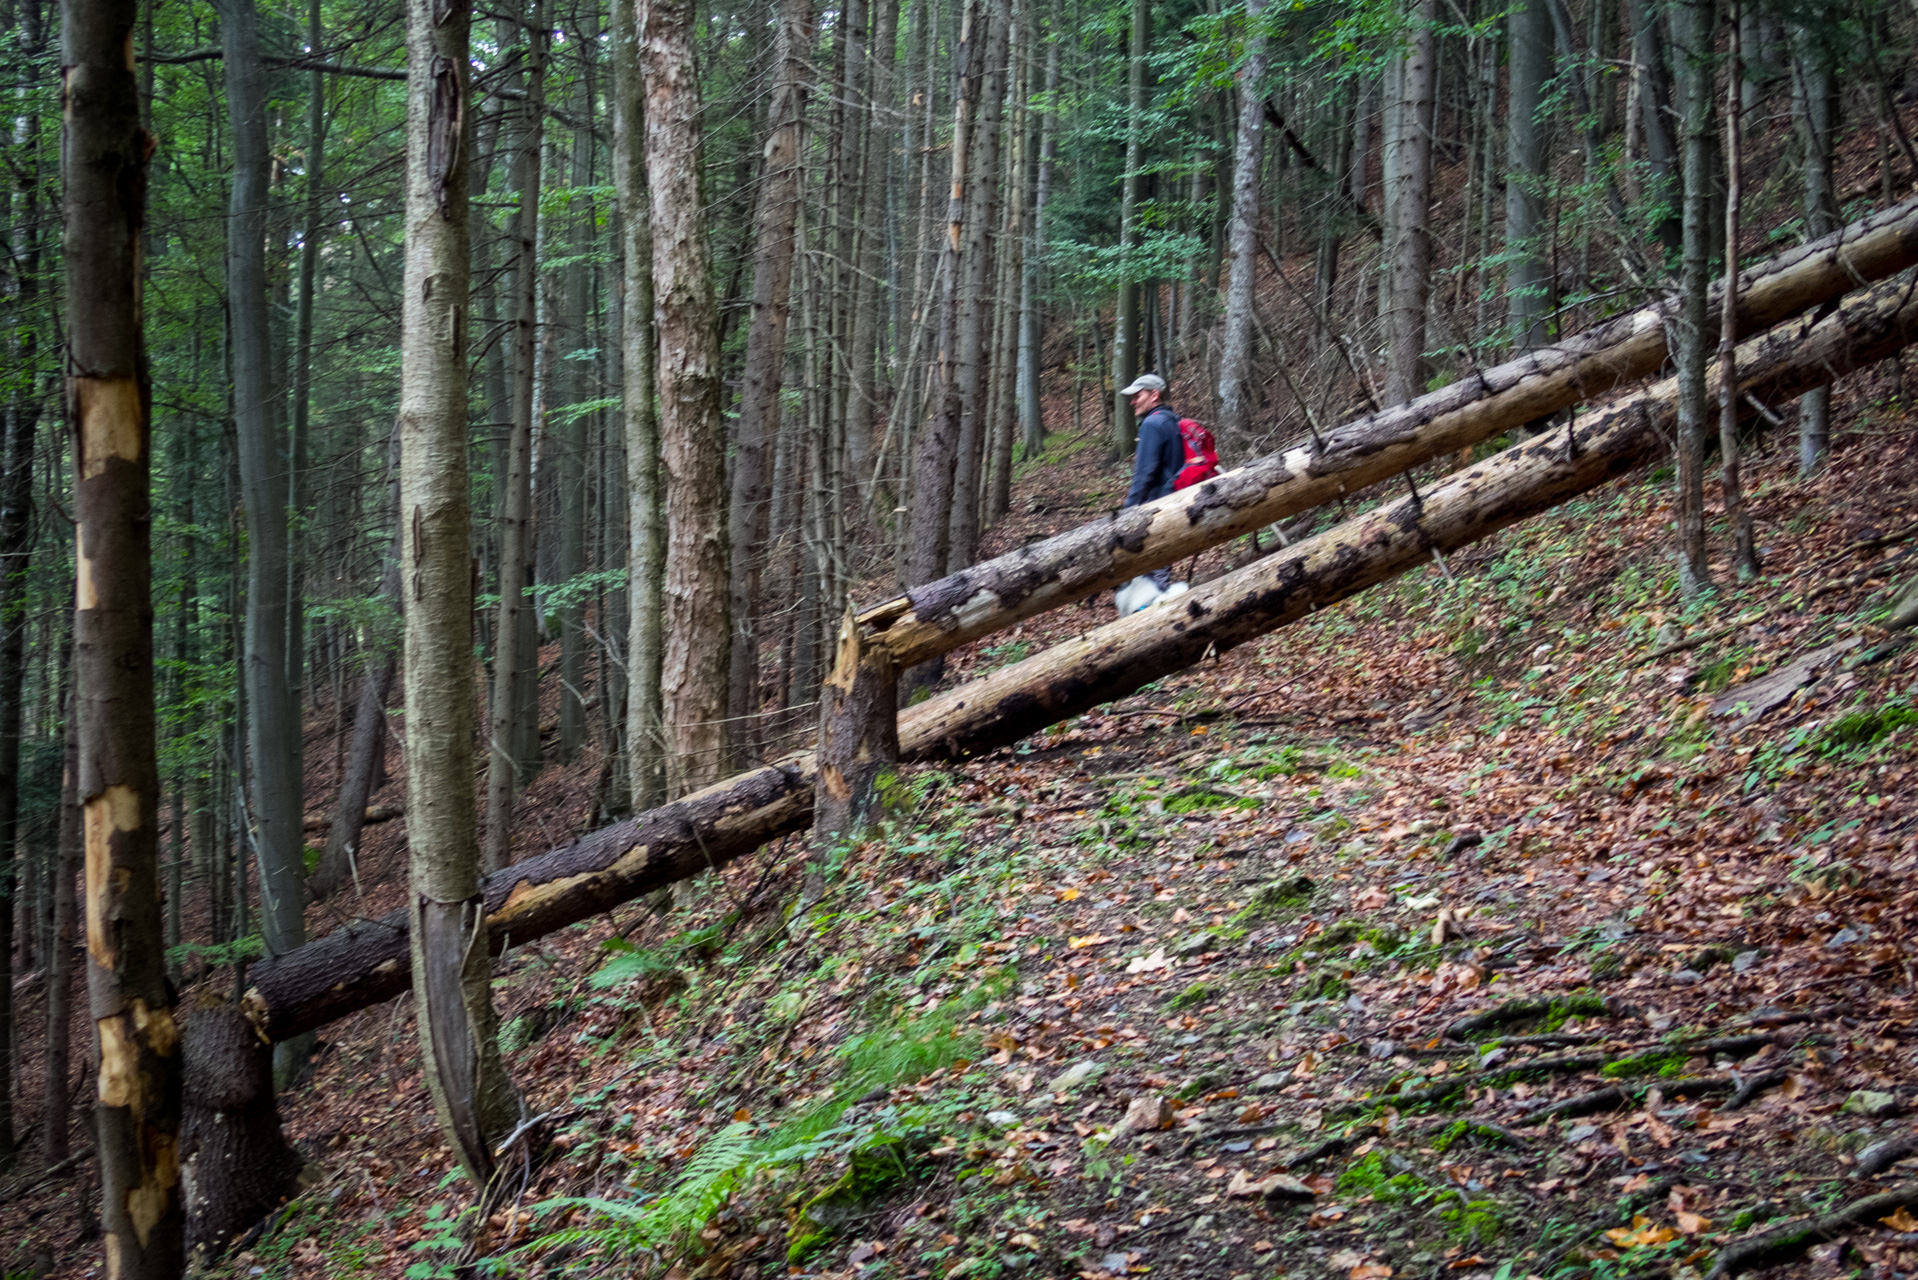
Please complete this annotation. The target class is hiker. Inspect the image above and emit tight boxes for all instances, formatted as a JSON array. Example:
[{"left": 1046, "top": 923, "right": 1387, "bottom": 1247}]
[{"left": 1120, "top": 373, "right": 1183, "bottom": 590}]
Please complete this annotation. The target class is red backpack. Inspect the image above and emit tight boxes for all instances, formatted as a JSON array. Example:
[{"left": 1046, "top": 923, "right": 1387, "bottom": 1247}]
[{"left": 1175, "top": 418, "right": 1219, "bottom": 490}]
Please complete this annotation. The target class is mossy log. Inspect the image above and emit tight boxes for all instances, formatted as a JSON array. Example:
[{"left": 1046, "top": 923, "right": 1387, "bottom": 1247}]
[{"left": 245, "top": 271, "right": 1918, "bottom": 1045}]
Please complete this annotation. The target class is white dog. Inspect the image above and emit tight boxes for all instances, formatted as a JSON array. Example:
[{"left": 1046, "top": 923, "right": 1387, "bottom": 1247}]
[{"left": 1116, "top": 576, "right": 1190, "bottom": 617}]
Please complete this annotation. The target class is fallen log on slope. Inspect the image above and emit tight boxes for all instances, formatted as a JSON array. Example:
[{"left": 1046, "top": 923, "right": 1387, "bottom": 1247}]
[
  {"left": 245, "top": 271, "right": 1918, "bottom": 1044},
  {"left": 862, "top": 195, "right": 1918, "bottom": 669}
]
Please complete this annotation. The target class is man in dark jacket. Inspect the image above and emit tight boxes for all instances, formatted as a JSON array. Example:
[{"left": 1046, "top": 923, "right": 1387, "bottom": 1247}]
[{"left": 1120, "top": 373, "right": 1182, "bottom": 587}]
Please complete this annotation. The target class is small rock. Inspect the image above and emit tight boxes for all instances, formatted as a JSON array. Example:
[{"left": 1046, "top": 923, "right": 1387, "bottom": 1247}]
[
  {"left": 1248, "top": 1071, "right": 1293, "bottom": 1094},
  {"left": 1368, "top": 1040, "right": 1398, "bottom": 1060},
  {"left": 985, "top": 1110, "right": 1020, "bottom": 1127},
  {"left": 1109, "top": 1093, "right": 1174, "bottom": 1144},
  {"left": 1842, "top": 1090, "right": 1901, "bottom": 1120},
  {"left": 1671, "top": 968, "right": 1705, "bottom": 984},
  {"left": 1049, "top": 1059, "right": 1101, "bottom": 1093},
  {"left": 1188, "top": 1214, "right": 1215, "bottom": 1234},
  {"left": 1173, "top": 930, "right": 1216, "bottom": 958},
  {"left": 1732, "top": 950, "right": 1762, "bottom": 973},
  {"left": 1567, "top": 1124, "right": 1599, "bottom": 1141},
  {"left": 1097, "top": 1252, "right": 1130, "bottom": 1275},
  {"left": 1260, "top": 1173, "right": 1318, "bottom": 1203}
]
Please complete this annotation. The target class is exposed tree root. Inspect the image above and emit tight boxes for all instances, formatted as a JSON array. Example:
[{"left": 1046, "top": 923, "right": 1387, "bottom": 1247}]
[{"left": 1706, "top": 1182, "right": 1918, "bottom": 1279}]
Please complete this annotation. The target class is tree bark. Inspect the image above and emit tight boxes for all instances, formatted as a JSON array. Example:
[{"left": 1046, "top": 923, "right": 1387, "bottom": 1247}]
[
  {"left": 861, "top": 195, "right": 1918, "bottom": 668},
  {"left": 1718, "top": 4, "right": 1758, "bottom": 581},
  {"left": 849, "top": 0, "right": 900, "bottom": 516},
  {"left": 244, "top": 267, "right": 1918, "bottom": 1048},
  {"left": 1110, "top": 0, "right": 1147, "bottom": 459},
  {"left": 44, "top": 677, "right": 78, "bottom": 1164},
  {"left": 1670, "top": 0, "right": 1713, "bottom": 597},
  {"left": 179, "top": 999, "right": 300, "bottom": 1253},
  {"left": 614, "top": 0, "right": 664, "bottom": 811},
  {"left": 946, "top": 0, "right": 1012, "bottom": 572},
  {"left": 904, "top": 0, "right": 983, "bottom": 597},
  {"left": 397, "top": 0, "right": 518, "bottom": 1183},
  {"left": 1216, "top": 0, "right": 1266, "bottom": 452},
  {"left": 1506, "top": 0, "right": 1553, "bottom": 349},
  {"left": 64, "top": 0, "right": 185, "bottom": 1259},
  {"left": 727, "top": 0, "right": 816, "bottom": 763},
  {"left": 1384, "top": 0, "right": 1435, "bottom": 407},
  {"left": 1794, "top": 22, "right": 1839, "bottom": 476},
  {"left": 815, "top": 608, "right": 899, "bottom": 840},
  {"left": 220, "top": 0, "right": 307, "bottom": 987},
  {"left": 644, "top": 0, "right": 732, "bottom": 794},
  {"left": 485, "top": 0, "right": 546, "bottom": 870},
  {"left": 1016, "top": 34, "right": 1059, "bottom": 459},
  {"left": 0, "top": 256, "right": 35, "bottom": 1158}
]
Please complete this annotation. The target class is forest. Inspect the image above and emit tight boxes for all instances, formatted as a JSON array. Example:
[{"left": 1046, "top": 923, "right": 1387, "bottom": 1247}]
[{"left": 6, "top": 0, "right": 1918, "bottom": 1268}]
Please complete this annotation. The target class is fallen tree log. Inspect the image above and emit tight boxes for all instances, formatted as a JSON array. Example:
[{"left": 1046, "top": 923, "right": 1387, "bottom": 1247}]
[
  {"left": 245, "top": 270, "right": 1918, "bottom": 1044},
  {"left": 861, "top": 195, "right": 1918, "bottom": 669}
]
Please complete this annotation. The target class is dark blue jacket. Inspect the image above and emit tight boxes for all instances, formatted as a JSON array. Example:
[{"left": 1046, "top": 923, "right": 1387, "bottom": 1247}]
[{"left": 1124, "top": 405, "right": 1184, "bottom": 507}]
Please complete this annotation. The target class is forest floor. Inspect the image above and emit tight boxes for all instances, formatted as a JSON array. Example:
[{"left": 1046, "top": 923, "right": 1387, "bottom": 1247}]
[{"left": 9, "top": 365, "right": 1918, "bottom": 1280}]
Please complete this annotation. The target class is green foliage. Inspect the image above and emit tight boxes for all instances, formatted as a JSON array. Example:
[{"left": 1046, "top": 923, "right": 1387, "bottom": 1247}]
[
  {"left": 1821, "top": 702, "right": 1918, "bottom": 753},
  {"left": 1336, "top": 1152, "right": 1432, "bottom": 1206},
  {"left": 166, "top": 934, "right": 266, "bottom": 970}
]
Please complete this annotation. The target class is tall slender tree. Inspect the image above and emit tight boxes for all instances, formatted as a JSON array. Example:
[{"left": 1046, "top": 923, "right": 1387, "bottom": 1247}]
[
  {"left": 1506, "top": 0, "right": 1553, "bottom": 349},
  {"left": 397, "top": 0, "right": 518, "bottom": 1181},
  {"left": 1216, "top": 0, "right": 1266, "bottom": 450},
  {"left": 1383, "top": 0, "right": 1435, "bottom": 407},
  {"left": 643, "top": 0, "right": 732, "bottom": 793},
  {"left": 1670, "top": 0, "right": 1714, "bottom": 595},
  {"left": 727, "top": 0, "right": 816, "bottom": 760}
]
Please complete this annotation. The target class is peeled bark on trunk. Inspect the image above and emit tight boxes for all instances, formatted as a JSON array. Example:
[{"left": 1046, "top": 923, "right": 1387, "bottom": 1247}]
[
  {"left": 243, "top": 270, "right": 1918, "bottom": 1048},
  {"left": 861, "top": 195, "right": 1918, "bottom": 668},
  {"left": 815, "top": 608, "right": 899, "bottom": 840},
  {"left": 485, "top": 2, "right": 546, "bottom": 870},
  {"left": 397, "top": 0, "right": 518, "bottom": 1184},
  {"left": 64, "top": 0, "right": 184, "bottom": 1262},
  {"left": 727, "top": 0, "right": 816, "bottom": 761},
  {"left": 646, "top": 0, "right": 732, "bottom": 794},
  {"left": 1215, "top": 0, "right": 1265, "bottom": 452}
]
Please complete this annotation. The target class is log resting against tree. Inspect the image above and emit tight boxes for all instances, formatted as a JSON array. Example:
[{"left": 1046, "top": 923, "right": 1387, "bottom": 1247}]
[
  {"left": 244, "top": 270, "right": 1918, "bottom": 1045},
  {"left": 860, "top": 195, "right": 1918, "bottom": 671}
]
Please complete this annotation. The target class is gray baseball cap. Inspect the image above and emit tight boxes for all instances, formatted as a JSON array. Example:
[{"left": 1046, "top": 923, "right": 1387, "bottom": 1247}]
[{"left": 1119, "top": 373, "right": 1167, "bottom": 396}]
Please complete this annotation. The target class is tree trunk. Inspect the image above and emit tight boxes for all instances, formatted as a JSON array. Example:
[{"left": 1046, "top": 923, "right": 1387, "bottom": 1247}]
[
  {"left": 1216, "top": 0, "right": 1266, "bottom": 452},
  {"left": 64, "top": 0, "right": 185, "bottom": 1259},
  {"left": 485, "top": 0, "right": 545, "bottom": 870},
  {"left": 859, "top": 195, "right": 1918, "bottom": 666},
  {"left": 1384, "top": 0, "right": 1435, "bottom": 407},
  {"left": 312, "top": 435, "right": 401, "bottom": 900},
  {"left": 946, "top": 0, "right": 1012, "bottom": 572},
  {"left": 398, "top": 0, "right": 518, "bottom": 1185},
  {"left": 245, "top": 267, "right": 1918, "bottom": 1047},
  {"left": 1671, "top": 0, "right": 1714, "bottom": 597},
  {"left": 1016, "top": 34, "right": 1059, "bottom": 459},
  {"left": 1110, "top": 0, "right": 1147, "bottom": 460},
  {"left": 220, "top": 0, "right": 307, "bottom": 1000},
  {"left": 613, "top": 0, "right": 664, "bottom": 809},
  {"left": 849, "top": 0, "right": 901, "bottom": 516},
  {"left": 645, "top": 0, "right": 732, "bottom": 794},
  {"left": 1718, "top": 4, "right": 1758, "bottom": 581},
  {"left": 815, "top": 608, "right": 899, "bottom": 840},
  {"left": 727, "top": 0, "right": 816, "bottom": 764},
  {"left": 43, "top": 676, "right": 78, "bottom": 1164},
  {"left": 1627, "top": 0, "right": 1683, "bottom": 254},
  {"left": 904, "top": 0, "right": 984, "bottom": 598},
  {"left": 1795, "top": 22, "right": 1838, "bottom": 475},
  {"left": 180, "top": 999, "right": 300, "bottom": 1253},
  {"left": 1506, "top": 0, "right": 1552, "bottom": 349},
  {"left": 0, "top": 263, "right": 34, "bottom": 1158}
]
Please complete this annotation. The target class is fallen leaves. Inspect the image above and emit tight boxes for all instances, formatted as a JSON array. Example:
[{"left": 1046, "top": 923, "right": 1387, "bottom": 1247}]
[{"left": 1605, "top": 1216, "right": 1679, "bottom": 1247}]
